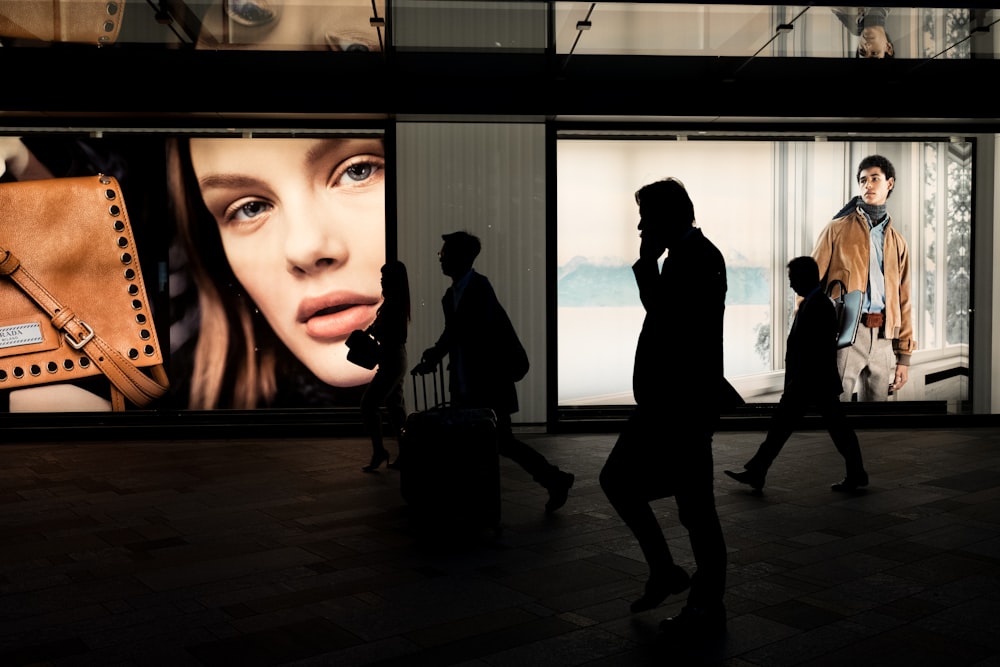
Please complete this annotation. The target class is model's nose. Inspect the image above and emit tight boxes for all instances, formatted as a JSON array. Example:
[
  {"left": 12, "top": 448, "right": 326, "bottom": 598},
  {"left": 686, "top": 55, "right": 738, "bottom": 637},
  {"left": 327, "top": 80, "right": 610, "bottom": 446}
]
[{"left": 283, "top": 200, "right": 348, "bottom": 276}]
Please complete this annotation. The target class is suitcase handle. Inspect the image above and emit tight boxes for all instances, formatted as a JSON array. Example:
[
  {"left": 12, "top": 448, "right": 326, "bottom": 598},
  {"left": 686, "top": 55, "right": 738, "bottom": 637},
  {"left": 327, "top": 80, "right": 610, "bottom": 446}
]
[{"left": 411, "top": 359, "right": 448, "bottom": 411}]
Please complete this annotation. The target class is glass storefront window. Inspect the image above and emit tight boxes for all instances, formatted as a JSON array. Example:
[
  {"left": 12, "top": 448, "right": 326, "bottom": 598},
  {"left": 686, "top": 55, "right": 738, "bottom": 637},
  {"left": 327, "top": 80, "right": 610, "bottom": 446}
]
[{"left": 556, "top": 135, "right": 972, "bottom": 412}]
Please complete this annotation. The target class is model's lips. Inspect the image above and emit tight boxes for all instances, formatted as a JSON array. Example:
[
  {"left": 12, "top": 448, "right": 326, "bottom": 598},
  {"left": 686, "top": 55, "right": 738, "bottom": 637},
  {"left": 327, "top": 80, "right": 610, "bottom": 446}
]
[{"left": 298, "top": 292, "right": 380, "bottom": 339}]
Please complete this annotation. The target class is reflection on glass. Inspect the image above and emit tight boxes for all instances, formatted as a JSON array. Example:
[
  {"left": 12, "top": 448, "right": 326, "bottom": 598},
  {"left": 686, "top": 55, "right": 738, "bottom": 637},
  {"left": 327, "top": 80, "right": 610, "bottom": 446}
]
[
  {"left": 832, "top": 7, "right": 893, "bottom": 58},
  {"left": 555, "top": 3, "right": 777, "bottom": 56},
  {"left": 225, "top": 0, "right": 282, "bottom": 27},
  {"left": 554, "top": 4, "right": 991, "bottom": 60},
  {"left": 0, "top": 0, "right": 126, "bottom": 45},
  {"left": 195, "top": 0, "right": 383, "bottom": 50},
  {"left": 0, "top": 0, "right": 384, "bottom": 49},
  {"left": 2, "top": 1, "right": 992, "bottom": 57}
]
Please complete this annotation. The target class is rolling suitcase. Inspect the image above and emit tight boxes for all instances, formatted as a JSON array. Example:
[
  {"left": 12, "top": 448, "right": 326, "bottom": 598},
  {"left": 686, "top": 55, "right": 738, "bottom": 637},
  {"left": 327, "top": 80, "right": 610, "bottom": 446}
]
[{"left": 398, "top": 363, "right": 501, "bottom": 533}]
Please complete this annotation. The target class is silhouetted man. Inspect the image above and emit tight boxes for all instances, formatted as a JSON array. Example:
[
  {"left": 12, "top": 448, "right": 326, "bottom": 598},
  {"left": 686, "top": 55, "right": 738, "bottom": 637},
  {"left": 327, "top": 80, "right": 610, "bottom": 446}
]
[
  {"left": 725, "top": 256, "right": 869, "bottom": 492},
  {"left": 414, "top": 231, "right": 574, "bottom": 513},
  {"left": 599, "top": 178, "right": 727, "bottom": 640},
  {"left": 813, "top": 154, "right": 914, "bottom": 401}
]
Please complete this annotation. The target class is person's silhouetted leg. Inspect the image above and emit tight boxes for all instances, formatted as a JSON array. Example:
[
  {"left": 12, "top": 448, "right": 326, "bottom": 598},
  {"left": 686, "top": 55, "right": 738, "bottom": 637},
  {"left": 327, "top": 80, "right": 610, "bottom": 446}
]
[
  {"left": 495, "top": 412, "right": 574, "bottom": 512},
  {"left": 386, "top": 382, "right": 406, "bottom": 435},
  {"left": 658, "top": 430, "right": 727, "bottom": 639},
  {"left": 600, "top": 415, "right": 690, "bottom": 612},
  {"left": 819, "top": 396, "right": 869, "bottom": 490},
  {"left": 360, "top": 351, "right": 406, "bottom": 473},
  {"left": 727, "top": 393, "right": 804, "bottom": 490},
  {"left": 383, "top": 380, "right": 407, "bottom": 469},
  {"left": 674, "top": 441, "right": 726, "bottom": 610},
  {"left": 660, "top": 444, "right": 727, "bottom": 642},
  {"left": 359, "top": 391, "right": 389, "bottom": 473}
]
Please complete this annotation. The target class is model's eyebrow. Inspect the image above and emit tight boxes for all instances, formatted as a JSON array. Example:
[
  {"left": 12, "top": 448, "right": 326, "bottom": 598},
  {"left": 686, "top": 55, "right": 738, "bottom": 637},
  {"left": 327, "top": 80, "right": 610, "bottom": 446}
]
[
  {"left": 303, "top": 138, "right": 383, "bottom": 169},
  {"left": 198, "top": 173, "right": 268, "bottom": 190},
  {"left": 196, "top": 139, "right": 383, "bottom": 191},
  {"left": 304, "top": 141, "right": 338, "bottom": 168}
]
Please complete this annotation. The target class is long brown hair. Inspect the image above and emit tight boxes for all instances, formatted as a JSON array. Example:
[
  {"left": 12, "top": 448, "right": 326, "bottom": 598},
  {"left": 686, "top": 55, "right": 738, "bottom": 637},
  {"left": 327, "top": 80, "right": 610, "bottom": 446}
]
[{"left": 167, "top": 138, "right": 277, "bottom": 409}]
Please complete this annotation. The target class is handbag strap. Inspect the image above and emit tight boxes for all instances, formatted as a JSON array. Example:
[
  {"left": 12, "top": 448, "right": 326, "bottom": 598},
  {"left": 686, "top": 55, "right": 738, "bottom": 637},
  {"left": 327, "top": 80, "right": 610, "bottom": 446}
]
[
  {"left": 826, "top": 279, "right": 847, "bottom": 300},
  {"left": 0, "top": 247, "right": 169, "bottom": 408}
]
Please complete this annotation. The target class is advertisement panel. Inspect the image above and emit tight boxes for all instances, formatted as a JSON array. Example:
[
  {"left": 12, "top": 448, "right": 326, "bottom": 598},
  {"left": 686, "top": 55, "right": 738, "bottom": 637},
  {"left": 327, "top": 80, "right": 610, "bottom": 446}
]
[
  {"left": 1, "top": 133, "right": 386, "bottom": 412},
  {"left": 557, "top": 137, "right": 972, "bottom": 410}
]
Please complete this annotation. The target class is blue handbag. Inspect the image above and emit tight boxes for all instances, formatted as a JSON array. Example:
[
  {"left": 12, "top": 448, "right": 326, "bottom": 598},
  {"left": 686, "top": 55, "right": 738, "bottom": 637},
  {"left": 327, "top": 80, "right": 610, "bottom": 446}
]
[{"left": 826, "top": 279, "right": 863, "bottom": 349}]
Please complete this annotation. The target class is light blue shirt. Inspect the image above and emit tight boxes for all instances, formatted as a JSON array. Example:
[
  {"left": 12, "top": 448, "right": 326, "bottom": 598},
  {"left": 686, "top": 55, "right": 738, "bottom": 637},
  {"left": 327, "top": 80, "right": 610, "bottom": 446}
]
[{"left": 862, "top": 210, "right": 889, "bottom": 313}]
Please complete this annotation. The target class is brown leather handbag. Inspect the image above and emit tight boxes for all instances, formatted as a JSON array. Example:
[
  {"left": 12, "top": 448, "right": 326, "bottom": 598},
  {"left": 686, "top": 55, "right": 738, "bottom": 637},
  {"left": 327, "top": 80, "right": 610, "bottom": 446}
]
[
  {"left": 0, "top": 0, "right": 124, "bottom": 45},
  {"left": 0, "top": 174, "right": 168, "bottom": 410}
]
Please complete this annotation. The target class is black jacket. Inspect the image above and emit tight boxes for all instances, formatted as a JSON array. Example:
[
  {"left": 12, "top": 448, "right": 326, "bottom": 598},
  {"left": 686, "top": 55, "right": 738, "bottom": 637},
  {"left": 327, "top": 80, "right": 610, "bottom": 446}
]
[
  {"left": 424, "top": 271, "right": 521, "bottom": 415},
  {"left": 785, "top": 286, "right": 844, "bottom": 397},
  {"left": 631, "top": 228, "right": 727, "bottom": 414}
]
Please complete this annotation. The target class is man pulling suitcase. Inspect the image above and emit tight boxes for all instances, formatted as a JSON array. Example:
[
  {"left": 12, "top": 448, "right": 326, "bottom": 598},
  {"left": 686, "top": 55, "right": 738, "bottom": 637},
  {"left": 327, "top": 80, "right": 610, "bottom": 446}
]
[{"left": 411, "top": 231, "right": 575, "bottom": 514}]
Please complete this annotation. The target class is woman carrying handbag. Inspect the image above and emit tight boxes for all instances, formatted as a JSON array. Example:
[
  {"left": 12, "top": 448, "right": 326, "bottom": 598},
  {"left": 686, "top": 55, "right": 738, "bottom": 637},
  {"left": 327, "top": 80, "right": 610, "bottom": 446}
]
[{"left": 357, "top": 261, "right": 411, "bottom": 473}]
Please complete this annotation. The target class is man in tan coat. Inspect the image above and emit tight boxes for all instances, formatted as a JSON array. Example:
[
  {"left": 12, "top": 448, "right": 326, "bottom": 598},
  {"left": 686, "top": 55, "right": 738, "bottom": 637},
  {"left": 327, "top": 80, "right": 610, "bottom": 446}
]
[{"left": 812, "top": 154, "right": 915, "bottom": 402}]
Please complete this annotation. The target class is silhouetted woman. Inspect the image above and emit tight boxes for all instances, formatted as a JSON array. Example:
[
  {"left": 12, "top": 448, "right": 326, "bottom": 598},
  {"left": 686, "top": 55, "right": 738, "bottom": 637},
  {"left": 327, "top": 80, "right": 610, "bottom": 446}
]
[{"left": 361, "top": 261, "right": 411, "bottom": 472}]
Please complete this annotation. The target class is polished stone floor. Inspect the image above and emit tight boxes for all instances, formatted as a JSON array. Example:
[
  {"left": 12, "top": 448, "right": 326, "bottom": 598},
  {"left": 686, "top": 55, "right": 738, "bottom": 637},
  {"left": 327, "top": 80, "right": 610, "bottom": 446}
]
[{"left": 1, "top": 424, "right": 999, "bottom": 666}]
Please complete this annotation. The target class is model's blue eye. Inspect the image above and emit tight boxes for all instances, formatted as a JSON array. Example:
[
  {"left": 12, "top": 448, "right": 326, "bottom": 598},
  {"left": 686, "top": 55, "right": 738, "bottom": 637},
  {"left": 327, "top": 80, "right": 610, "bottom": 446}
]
[
  {"left": 225, "top": 0, "right": 281, "bottom": 26},
  {"left": 324, "top": 33, "right": 376, "bottom": 53},
  {"left": 345, "top": 163, "right": 373, "bottom": 182},
  {"left": 223, "top": 199, "right": 273, "bottom": 227},
  {"left": 237, "top": 201, "right": 269, "bottom": 219}
]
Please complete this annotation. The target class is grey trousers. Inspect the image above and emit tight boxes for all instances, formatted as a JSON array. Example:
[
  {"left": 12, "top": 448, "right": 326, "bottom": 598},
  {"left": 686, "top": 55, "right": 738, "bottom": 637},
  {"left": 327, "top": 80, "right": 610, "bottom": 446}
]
[{"left": 837, "top": 325, "right": 896, "bottom": 401}]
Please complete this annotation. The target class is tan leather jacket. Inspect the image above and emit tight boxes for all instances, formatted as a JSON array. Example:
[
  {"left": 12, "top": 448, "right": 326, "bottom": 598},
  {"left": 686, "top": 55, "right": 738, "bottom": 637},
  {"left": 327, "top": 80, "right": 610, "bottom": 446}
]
[{"left": 812, "top": 207, "right": 916, "bottom": 364}]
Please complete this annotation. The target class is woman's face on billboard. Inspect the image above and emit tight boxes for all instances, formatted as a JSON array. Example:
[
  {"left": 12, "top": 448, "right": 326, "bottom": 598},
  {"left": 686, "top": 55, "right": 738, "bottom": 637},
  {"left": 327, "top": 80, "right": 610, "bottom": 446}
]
[{"left": 189, "top": 137, "right": 385, "bottom": 387}]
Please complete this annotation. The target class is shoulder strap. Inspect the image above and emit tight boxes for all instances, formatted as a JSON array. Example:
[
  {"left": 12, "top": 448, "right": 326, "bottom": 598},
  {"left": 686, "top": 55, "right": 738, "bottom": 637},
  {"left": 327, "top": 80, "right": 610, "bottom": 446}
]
[
  {"left": 825, "top": 279, "right": 847, "bottom": 300},
  {"left": 0, "top": 248, "right": 168, "bottom": 408}
]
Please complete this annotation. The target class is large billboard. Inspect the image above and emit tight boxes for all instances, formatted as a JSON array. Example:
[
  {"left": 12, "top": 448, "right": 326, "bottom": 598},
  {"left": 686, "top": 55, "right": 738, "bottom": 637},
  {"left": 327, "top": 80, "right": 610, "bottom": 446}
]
[
  {"left": 557, "top": 137, "right": 972, "bottom": 411},
  {"left": 1, "top": 133, "right": 386, "bottom": 412}
]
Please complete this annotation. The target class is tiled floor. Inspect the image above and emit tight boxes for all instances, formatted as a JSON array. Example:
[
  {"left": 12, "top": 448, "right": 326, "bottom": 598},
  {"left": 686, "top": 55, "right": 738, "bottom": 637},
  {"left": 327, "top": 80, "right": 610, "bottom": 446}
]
[{"left": 1, "top": 424, "right": 999, "bottom": 666}]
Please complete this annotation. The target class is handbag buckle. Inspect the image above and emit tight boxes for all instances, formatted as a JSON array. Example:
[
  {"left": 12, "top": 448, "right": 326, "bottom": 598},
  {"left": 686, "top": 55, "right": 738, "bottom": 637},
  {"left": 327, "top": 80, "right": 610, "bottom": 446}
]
[{"left": 64, "top": 321, "right": 95, "bottom": 350}]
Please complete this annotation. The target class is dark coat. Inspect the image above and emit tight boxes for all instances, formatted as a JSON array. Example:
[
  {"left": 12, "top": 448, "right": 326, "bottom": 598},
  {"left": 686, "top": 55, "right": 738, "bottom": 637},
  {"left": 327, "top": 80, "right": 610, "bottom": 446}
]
[
  {"left": 426, "top": 271, "right": 521, "bottom": 415},
  {"left": 631, "top": 228, "right": 727, "bottom": 415},
  {"left": 785, "top": 286, "right": 844, "bottom": 397}
]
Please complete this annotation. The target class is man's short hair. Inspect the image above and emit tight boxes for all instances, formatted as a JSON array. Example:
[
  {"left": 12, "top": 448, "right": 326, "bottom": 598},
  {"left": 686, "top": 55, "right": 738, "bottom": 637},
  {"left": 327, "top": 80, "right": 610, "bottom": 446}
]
[
  {"left": 634, "top": 178, "right": 695, "bottom": 224},
  {"left": 856, "top": 40, "right": 895, "bottom": 59},
  {"left": 442, "top": 231, "right": 481, "bottom": 264},
  {"left": 857, "top": 155, "right": 896, "bottom": 198},
  {"left": 788, "top": 255, "right": 820, "bottom": 285}
]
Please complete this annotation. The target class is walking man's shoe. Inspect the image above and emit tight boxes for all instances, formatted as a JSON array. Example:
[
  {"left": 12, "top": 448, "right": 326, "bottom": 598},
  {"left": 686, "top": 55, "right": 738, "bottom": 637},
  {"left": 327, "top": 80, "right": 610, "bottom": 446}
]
[{"left": 724, "top": 468, "right": 765, "bottom": 491}]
